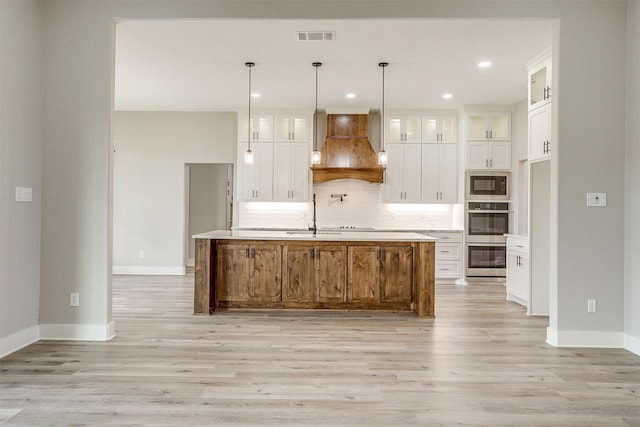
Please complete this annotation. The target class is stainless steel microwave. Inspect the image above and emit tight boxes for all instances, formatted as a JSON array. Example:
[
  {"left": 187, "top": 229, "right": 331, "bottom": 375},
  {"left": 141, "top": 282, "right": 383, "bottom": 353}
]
[{"left": 466, "top": 171, "right": 510, "bottom": 200}]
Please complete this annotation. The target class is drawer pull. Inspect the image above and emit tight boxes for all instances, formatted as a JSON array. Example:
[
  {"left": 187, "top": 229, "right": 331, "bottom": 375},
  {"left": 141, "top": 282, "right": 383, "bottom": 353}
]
[
  {"left": 440, "top": 250, "right": 450, "bottom": 253},
  {"left": 516, "top": 245, "right": 524, "bottom": 248}
]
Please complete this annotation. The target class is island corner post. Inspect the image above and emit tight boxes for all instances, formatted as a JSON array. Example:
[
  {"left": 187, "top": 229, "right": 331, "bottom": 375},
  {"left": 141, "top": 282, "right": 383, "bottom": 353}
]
[{"left": 194, "top": 236, "right": 435, "bottom": 318}]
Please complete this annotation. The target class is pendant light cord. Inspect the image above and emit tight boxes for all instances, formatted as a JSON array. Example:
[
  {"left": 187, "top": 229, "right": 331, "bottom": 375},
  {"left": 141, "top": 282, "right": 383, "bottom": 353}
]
[
  {"left": 314, "top": 65, "right": 318, "bottom": 153},
  {"left": 246, "top": 63, "right": 253, "bottom": 150},
  {"left": 379, "top": 62, "right": 388, "bottom": 153},
  {"left": 312, "top": 62, "right": 322, "bottom": 155}
]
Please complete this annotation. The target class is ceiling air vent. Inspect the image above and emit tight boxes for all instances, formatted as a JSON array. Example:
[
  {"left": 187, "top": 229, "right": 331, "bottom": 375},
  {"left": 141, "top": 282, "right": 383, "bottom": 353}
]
[{"left": 296, "top": 31, "right": 336, "bottom": 41}]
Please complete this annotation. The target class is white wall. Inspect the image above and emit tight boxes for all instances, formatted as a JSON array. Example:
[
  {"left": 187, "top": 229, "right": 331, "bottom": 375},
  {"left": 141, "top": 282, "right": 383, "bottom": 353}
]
[
  {"left": 0, "top": 0, "right": 632, "bottom": 353},
  {"left": 0, "top": 0, "right": 43, "bottom": 356},
  {"left": 113, "top": 112, "right": 236, "bottom": 274},
  {"left": 625, "top": 0, "right": 640, "bottom": 353}
]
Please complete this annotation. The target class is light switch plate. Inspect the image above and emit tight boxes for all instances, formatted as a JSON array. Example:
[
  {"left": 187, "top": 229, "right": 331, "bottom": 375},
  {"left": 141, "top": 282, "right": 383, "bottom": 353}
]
[
  {"left": 586, "top": 193, "right": 607, "bottom": 207},
  {"left": 15, "top": 187, "right": 33, "bottom": 202}
]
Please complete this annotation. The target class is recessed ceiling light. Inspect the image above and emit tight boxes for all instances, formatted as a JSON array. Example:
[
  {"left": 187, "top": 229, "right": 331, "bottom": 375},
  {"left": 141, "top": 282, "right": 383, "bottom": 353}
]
[
  {"left": 251, "top": 93, "right": 261, "bottom": 98},
  {"left": 346, "top": 93, "right": 356, "bottom": 98},
  {"left": 478, "top": 61, "right": 492, "bottom": 68},
  {"left": 442, "top": 93, "right": 453, "bottom": 99}
]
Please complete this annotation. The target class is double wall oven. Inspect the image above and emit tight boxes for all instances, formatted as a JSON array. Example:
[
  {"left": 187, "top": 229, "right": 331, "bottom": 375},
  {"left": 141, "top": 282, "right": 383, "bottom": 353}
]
[{"left": 465, "top": 172, "right": 510, "bottom": 278}]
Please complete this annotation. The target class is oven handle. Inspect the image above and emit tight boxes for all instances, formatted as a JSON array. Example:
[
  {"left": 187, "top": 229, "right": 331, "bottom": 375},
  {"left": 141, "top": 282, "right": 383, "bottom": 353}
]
[{"left": 467, "top": 210, "right": 510, "bottom": 214}]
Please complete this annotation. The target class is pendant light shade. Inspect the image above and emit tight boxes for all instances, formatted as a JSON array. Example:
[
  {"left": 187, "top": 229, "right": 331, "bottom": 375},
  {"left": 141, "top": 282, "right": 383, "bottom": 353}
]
[
  {"left": 312, "top": 62, "right": 322, "bottom": 165},
  {"left": 244, "top": 62, "right": 255, "bottom": 165},
  {"left": 378, "top": 62, "right": 389, "bottom": 166}
]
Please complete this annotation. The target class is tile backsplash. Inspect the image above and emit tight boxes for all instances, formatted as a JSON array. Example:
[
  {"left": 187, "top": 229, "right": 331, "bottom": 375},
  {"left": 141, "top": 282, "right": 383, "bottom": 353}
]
[{"left": 238, "top": 179, "right": 463, "bottom": 230}]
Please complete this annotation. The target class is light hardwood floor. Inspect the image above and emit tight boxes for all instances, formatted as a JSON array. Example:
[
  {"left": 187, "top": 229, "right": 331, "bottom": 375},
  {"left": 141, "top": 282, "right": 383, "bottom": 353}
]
[{"left": 1, "top": 274, "right": 639, "bottom": 426}]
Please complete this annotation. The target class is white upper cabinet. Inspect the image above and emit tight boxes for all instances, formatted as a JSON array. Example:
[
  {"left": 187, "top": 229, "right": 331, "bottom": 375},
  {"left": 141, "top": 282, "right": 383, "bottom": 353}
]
[
  {"left": 386, "top": 116, "right": 421, "bottom": 143},
  {"left": 273, "top": 142, "right": 309, "bottom": 201},
  {"left": 467, "top": 112, "right": 511, "bottom": 141},
  {"left": 466, "top": 141, "right": 511, "bottom": 170},
  {"left": 528, "top": 52, "right": 552, "bottom": 112},
  {"left": 383, "top": 143, "right": 422, "bottom": 202},
  {"left": 421, "top": 144, "right": 458, "bottom": 203},
  {"left": 239, "top": 115, "right": 274, "bottom": 142},
  {"left": 238, "top": 142, "right": 274, "bottom": 200},
  {"left": 274, "top": 115, "right": 309, "bottom": 142},
  {"left": 528, "top": 103, "right": 551, "bottom": 162},
  {"left": 422, "top": 116, "right": 457, "bottom": 144}
]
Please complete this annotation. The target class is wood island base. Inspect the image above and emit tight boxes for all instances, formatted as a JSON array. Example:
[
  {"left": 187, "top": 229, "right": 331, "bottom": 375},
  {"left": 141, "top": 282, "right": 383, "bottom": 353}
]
[{"left": 194, "top": 234, "right": 435, "bottom": 318}]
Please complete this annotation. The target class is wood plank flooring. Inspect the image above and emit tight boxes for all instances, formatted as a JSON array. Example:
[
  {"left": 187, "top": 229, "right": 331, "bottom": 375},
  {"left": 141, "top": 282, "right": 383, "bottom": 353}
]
[{"left": 1, "top": 274, "right": 639, "bottom": 426}]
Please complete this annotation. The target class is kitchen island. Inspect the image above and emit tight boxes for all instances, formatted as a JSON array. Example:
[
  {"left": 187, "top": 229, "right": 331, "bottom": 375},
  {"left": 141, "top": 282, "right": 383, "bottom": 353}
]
[{"left": 193, "top": 230, "right": 436, "bottom": 317}]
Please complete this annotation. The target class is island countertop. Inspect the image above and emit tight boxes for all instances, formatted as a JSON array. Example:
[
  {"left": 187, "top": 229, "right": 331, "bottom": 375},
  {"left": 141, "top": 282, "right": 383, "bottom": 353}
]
[{"left": 193, "top": 229, "right": 437, "bottom": 242}]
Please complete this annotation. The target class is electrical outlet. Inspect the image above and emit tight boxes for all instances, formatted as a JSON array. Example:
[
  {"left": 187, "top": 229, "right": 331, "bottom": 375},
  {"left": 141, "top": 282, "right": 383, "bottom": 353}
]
[
  {"left": 70, "top": 293, "right": 80, "bottom": 307},
  {"left": 138, "top": 250, "right": 145, "bottom": 258},
  {"left": 587, "top": 299, "right": 596, "bottom": 313},
  {"left": 586, "top": 193, "right": 607, "bottom": 207}
]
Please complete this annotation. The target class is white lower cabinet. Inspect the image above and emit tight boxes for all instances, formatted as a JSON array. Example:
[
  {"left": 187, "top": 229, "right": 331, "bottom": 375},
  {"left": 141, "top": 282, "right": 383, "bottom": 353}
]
[
  {"left": 428, "top": 231, "right": 463, "bottom": 283},
  {"left": 506, "top": 235, "right": 529, "bottom": 307}
]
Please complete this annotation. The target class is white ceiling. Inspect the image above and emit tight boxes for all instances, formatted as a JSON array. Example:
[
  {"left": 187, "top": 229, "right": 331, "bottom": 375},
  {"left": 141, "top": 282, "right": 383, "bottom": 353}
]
[{"left": 114, "top": 19, "right": 553, "bottom": 112}]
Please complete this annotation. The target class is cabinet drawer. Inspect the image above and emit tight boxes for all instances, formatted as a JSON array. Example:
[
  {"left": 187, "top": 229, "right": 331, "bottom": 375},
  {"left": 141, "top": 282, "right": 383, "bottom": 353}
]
[
  {"left": 428, "top": 231, "right": 463, "bottom": 243},
  {"left": 435, "top": 243, "right": 462, "bottom": 260},
  {"left": 507, "top": 237, "right": 529, "bottom": 253},
  {"left": 435, "top": 261, "right": 462, "bottom": 279}
]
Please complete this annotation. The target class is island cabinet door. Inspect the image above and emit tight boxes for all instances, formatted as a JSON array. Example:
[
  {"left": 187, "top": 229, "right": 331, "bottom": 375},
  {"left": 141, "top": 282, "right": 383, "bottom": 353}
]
[
  {"left": 282, "top": 245, "right": 314, "bottom": 303},
  {"left": 315, "top": 245, "right": 347, "bottom": 303},
  {"left": 217, "top": 244, "right": 251, "bottom": 302},
  {"left": 379, "top": 245, "right": 414, "bottom": 304},
  {"left": 251, "top": 244, "right": 282, "bottom": 302},
  {"left": 347, "top": 246, "right": 381, "bottom": 303}
]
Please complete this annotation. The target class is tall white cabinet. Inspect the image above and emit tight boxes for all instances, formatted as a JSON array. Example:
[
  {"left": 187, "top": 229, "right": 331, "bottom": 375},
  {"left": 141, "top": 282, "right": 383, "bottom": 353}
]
[
  {"left": 507, "top": 49, "right": 552, "bottom": 313},
  {"left": 383, "top": 112, "right": 458, "bottom": 203},
  {"left": 238, "top": 113, "right": 311, "bottom": 202}
]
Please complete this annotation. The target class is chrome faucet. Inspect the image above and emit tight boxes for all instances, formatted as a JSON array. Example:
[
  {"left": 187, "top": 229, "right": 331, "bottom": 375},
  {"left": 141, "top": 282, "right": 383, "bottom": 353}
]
[{"left": 309, "top": 193, "right": 317, "bottom": 235}]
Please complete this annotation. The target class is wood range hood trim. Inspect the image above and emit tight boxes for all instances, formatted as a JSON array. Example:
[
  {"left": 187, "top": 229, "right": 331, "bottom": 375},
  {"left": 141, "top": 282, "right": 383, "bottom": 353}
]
[{"left": 311, "top": 114, "right": 385, "bottom": 184}]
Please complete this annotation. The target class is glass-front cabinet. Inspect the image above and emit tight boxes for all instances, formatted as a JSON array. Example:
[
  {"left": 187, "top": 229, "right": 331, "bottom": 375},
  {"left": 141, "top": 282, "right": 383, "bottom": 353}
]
[
  {"left": 239, "top": 114, "right": 274, "bottom": 142},
  {"left": 386, "top": 116, "right": 421, "bottom": 143},
  {"left": 527, "top": 49, "right": 552, "bottom": 111},
  {"left": 274, "top": 115, "right": 309, "bottom": 142},
  {"left": 467, "top": 112, "right": 511, "bottom": 141},
  {"left": 422, "top": 116, "right": 456, "bottom": 143}
]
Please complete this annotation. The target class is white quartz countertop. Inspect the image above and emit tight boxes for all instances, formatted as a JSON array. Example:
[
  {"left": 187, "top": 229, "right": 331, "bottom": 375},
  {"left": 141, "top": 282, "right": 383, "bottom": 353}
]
[{"left": 193, "top": 230, "right": 437, "bottom": 242}]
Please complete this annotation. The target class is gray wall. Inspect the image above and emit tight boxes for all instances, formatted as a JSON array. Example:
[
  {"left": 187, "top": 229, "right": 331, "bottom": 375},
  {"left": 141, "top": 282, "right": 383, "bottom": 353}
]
[
  {"left": 0, "top": 0, "right": 638, "bottom": 353},
  {"left": 626, "top": 0, "right": 640, "bottom": 349},
  {"left": 113, "top": 112, "right": 236, "bottom": 274},
  {"left": 0, "top": 0, "right": 43, "bottom": 354}
]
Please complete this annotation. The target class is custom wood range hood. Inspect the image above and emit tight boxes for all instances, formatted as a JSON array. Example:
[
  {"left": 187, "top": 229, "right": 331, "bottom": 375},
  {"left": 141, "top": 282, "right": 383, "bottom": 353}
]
[{"left": 311, "top": 114, "right": 385, "bottom": 184}]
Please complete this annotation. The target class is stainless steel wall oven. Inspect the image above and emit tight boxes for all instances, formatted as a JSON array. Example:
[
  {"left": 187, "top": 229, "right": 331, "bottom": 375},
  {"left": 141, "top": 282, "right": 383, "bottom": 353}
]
[{"left": 465, "top": 201, "right": 509, "bottom": 277}]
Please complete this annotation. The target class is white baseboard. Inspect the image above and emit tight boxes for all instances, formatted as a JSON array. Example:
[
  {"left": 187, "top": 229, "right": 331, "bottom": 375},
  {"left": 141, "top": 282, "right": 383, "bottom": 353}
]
[
  {"left": 624, "top": 333, "right": 640, "bottom": 356},
  {"left": 112, "top": 266, "right": 186, "bottom": 275},
  {"left": 0, "top": 325, "right": 40, "bottom": 358},
  {"left": 546, "top": 327, "right": 625, "bottom": 348},
  {"left": 40, "top": 321, "right": 115, "bottom": 341}
]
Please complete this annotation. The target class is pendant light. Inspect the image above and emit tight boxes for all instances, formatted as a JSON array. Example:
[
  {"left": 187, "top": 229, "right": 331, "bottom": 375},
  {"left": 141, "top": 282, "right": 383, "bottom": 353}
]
[
  {"left": 244, "top": 62, "right": 256, "bottom": 165},
  {"left": 311, "top": 62, "right": 322, "bottom": 165},
  {"left": 378, "top": 62, "right": 389, "bottom": 166}
]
